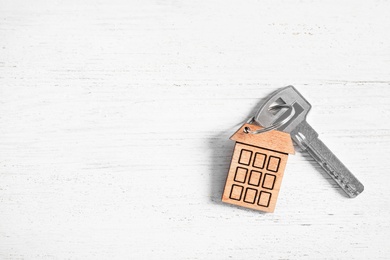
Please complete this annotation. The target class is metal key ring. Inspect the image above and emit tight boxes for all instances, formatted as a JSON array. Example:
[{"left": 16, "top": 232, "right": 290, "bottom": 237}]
[{"left": 244, "top": 104, "right": 296, "bottom": 134}]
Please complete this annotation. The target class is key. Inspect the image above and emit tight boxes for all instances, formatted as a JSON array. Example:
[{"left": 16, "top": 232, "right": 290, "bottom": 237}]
[{"left": 254, "top": 86, "right": 364, "bottom": 198}]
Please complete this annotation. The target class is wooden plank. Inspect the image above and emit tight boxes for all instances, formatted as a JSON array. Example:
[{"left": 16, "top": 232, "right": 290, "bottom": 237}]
[{"left": 1, "top": 0, "right": 390, "bottom": 259}]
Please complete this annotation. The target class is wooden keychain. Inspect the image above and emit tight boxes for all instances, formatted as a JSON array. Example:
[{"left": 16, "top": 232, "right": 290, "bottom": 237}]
[{"left": 222, "top": 105, "right": 295, "bottom": 213}]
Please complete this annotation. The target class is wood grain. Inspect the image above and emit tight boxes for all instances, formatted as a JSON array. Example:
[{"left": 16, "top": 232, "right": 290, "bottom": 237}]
[
  {"left": 222, "top": 139, "right": 289, "bottom": 212},
  {"left": 230, "top": 123, "right": 295, "bottom": 154},
  {"left": 1, "top": 0, "right": 390, "bottom": 259},
  {"left": 222, "top": 123, "right": 293, "bottom": 212}
]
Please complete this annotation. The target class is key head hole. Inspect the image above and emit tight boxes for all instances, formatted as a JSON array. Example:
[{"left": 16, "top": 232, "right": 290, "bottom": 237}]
[
  {"left": 270, "top": 97, "right": 286, "bottom": 115},
  {"left": 276, "top": 102, "right": 305, "bottom": 130},
  {"left": 254, "top": 86, "right": 312, "bottom": 132}
]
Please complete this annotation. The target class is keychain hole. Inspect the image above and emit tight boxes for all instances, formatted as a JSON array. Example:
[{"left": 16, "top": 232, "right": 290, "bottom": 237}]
[{"left": 270, "top": 98, "right": 286, "bottom": 115}]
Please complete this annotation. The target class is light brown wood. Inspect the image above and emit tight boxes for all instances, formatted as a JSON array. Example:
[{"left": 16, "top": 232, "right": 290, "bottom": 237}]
[
  {"left": 222, "top": 123, "right": 294, "bottom": 213},
  {"left": 230, "top": 123, "right": 295, "bottom": 155}
]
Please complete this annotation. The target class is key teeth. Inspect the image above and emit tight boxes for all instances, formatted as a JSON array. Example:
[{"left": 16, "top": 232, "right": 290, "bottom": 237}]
[{"left": 344, "top": 183, "right": 364, "bottom": 198}]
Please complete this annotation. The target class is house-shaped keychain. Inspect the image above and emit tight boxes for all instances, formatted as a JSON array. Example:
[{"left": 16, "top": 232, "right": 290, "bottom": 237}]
[{"left": 222, "top": 123, "right": 294, "bottom": 212}]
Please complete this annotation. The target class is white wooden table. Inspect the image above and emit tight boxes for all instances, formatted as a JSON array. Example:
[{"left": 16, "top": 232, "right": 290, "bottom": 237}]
[{"left": 1, "top": 0, "right": 390, "bottom": 259}]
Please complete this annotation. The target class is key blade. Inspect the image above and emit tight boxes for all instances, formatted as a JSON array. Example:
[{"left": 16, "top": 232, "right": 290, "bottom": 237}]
[
  {"left": 298, "top": 125, "right": 365, "bottom": 197},
  {"left": 310, "top": 139, "right": 364, "bottom": 197},
  {"left": 255, "top": 86, "right": 311, "bottom": 133}
]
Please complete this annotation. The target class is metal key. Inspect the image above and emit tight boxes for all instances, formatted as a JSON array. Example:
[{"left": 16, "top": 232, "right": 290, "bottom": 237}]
[{"left": 254, "top": 86, "right": 364, "bottom": 198}]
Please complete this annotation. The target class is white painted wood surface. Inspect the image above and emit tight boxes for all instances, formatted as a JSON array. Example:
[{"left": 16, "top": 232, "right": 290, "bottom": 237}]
[{"left": 1, "top": 0, "right": 390, "bottom": 259}]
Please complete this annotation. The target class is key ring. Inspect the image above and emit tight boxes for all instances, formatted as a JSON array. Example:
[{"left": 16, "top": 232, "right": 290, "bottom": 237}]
[{"left": 244, "top": 104, "right": 296, "bottom": 134}]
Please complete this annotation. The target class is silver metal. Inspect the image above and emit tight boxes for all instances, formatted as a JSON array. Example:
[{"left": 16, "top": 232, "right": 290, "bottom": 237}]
[
  {"left": 255, "top": 86, "right": 311, "bottom": 133},
  {"left": 244, "top": 104, "right": 296, "bottom": 134},
  {"left": 254, "top": 86, "right": 364, "bottom": 198}
]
